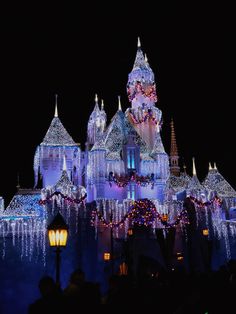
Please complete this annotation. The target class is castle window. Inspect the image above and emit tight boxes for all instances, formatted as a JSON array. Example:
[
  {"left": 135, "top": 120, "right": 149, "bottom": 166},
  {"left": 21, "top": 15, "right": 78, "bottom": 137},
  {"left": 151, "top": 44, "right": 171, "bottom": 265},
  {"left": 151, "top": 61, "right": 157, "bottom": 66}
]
[
  {"left": 127, "top": 184, "right": 135, "bottom": 200},
  {"left": 127, "top": 148, "right": 135, "bottom": 170}
]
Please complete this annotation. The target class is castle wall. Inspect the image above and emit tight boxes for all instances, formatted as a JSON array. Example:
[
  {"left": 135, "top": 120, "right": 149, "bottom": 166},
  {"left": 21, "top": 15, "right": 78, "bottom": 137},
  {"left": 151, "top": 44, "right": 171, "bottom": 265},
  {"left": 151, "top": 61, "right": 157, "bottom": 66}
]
[{"left": 36, "top": 145, "right": 80, "bottom": 188}]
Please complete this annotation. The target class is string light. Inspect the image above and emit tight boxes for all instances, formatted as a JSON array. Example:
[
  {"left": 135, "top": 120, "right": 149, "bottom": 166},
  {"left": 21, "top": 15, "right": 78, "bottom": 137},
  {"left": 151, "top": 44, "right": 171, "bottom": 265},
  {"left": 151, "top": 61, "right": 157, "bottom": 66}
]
[{"left": 39, "top": 191, "right": 87, "bottom": 205}]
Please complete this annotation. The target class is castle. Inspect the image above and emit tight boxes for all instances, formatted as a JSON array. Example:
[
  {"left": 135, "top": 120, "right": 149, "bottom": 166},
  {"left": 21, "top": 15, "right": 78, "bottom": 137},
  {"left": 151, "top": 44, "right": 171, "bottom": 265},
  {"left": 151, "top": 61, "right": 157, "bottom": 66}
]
[{"left": 1, "top": 38, "right": 236, "bottom": 281}]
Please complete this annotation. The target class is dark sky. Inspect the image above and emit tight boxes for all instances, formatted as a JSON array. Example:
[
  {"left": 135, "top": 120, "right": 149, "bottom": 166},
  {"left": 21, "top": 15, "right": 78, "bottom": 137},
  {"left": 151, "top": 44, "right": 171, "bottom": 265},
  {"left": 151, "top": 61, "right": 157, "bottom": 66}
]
[{"left": 0, "top": 3, "right": 235, "bottom": 205}]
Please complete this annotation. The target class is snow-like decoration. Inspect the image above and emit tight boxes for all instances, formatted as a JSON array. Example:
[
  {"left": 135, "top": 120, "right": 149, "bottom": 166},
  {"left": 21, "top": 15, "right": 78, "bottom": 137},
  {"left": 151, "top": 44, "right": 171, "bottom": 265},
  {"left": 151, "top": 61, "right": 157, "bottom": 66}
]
[
  {"left": 106, "top": 151, "right": 121, "bottom": 161},
  {"left": 129, "top": 45, "right": 155, "bottom": 84},
  {"left": 91, "top": 137, "right": 106, "bottom": 151},
  {"left": 151, "top": 132, "right": 166, "bottom": 156},
  {"left": 203, "top": 168, "right": 236, "bottom": 198},
  {"left": 140, "top": 153, "right": 154, "bottom": 161},
  {"left": 127, "top": 106, "right": 162, "bottom": 126},
  {"left": 169, "top": 173, "right": 191, "bottom": 193},
  {"left": 187, "top": 175, "right": 205, "bottom": 197},
  {"left": 103, "top": 110, "right": 126, "bottom": 154},
  {"left": 1, "top": 193, "right": 44, "bottom": 219},
  {"left": 186, "top": 159, "right": 205, "bottom": 198},
  {"left": 0, "top": 217, "right": 47, "bottom": 262},
  {"left": 33, "top": 146, "right": 40, "bottom": 173},
  {"left": 0, "top": 197, "right": 4, "bottom": 212},
  {"left": 87, "top": 95, "right": 106, "bottom": 145},
  {"left": 127, "top": 41, "right": 157, "bottom": 107},
  {"left": 53, "top": 170, "right": 73, "bottom": 193},
  {"left": 41, "top": 116, "right": 76, "bottom": 146},
  {"left": 126, "top": 108, "right": 162, "bottom": 150},
  {"left": 42, "top": 154, "right": 86, "bottom": 199},
  {"left": 124, "top": 115, "right": 149, "bottom": 154}
]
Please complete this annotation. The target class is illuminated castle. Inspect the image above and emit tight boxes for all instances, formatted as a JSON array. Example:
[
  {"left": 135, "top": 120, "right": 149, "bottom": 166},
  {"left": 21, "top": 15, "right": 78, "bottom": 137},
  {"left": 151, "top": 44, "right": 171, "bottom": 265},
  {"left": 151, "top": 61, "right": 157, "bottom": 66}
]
[{"left": 1, "top": 38, "right": 236, "bottom": 281}]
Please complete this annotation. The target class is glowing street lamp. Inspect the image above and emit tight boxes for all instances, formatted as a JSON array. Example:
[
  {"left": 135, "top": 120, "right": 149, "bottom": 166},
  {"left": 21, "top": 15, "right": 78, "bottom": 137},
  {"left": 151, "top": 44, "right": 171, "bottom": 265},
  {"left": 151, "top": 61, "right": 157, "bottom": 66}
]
[
  {"left": 128, "top": 228, "right": 133, "bottom": 236},
  {"left": 103, "top": 252, "right": 111, "bottom": 261},
  {"left": 47, "top": 212, "right": 68, "bottom": 286},
  {"left": 202, "top": 229, "right": 209, "bottom": 236}
]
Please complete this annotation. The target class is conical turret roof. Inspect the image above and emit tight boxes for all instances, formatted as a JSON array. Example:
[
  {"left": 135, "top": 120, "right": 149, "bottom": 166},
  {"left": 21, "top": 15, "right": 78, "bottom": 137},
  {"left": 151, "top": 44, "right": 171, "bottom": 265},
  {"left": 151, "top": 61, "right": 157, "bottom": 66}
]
[
  {"left": 41, "top": 114, "right": 76, "bottom": 146},
  {"left": 151, "top": 132, "right": 166, "bottom": 156},
  {"left": 128, "top": 38, "right": 154, "bottom": 84},
  {"left": 53, "top": 155, "right": 73, "bottom": 193},
  {"left": 103, "top": 110, "right": 126, "bottom": 156},
  {"left": 53, "top": 170, "right": 73, "bottom": 192},
  {"left": 2, "top": 193, "right": 43, "bottom": 218},
  {"left": 203, "top": 166, "right": 236, "bottom": 198},
  {"left": 187, "top": 158, "right": 204, "bottom": 193}
]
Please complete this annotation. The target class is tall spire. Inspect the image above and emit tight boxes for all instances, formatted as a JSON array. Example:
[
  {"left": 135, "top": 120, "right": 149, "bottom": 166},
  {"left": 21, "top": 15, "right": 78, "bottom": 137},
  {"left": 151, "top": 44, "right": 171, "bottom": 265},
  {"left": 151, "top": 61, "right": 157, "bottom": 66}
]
[
  {"left": 209, "top": 162, "right": 213, "bottom": 171},
  {"left": 170, "top": 119, "right": 180, "bottom": 176},
  {"left": 63, "top": 154, "right": 67, "bottom": 171},
  {"left": 41, "top": 96, "right": 76, "bottom": 146},
  {"left": 183, "top": 164, "right": 187, "bottom": 174},
  {"left": 16, "top": 172, "right": 20, "bottom": 190},
  {"left": 54, "top": 94, "right": 58, "bottom": 117},
  {"left": 118, "top": 95, "right": 122, "bottom": 111},
  {"left": 214, "top": 162, "right": 217, "bottom": 170},
  {"left": 144, "top": 53, "right": 148, "bottom": 62},
  {"left": 137, "top": 37, "right": 141, "bottom": 48},
  {"left": 170, "top": 119, "right": 178, "bottom": 156},
  {"left": 192, "top": 157, "right": 197, "bottom": 176},
  {"left": 127, "top": 37, "right": 157, "bottom": 107},
  {"left": 87, "top": 94, "right": 106, "bottom": 146},
  {"left": 94, "top": 93, "right": 100, "bottom": 111}
]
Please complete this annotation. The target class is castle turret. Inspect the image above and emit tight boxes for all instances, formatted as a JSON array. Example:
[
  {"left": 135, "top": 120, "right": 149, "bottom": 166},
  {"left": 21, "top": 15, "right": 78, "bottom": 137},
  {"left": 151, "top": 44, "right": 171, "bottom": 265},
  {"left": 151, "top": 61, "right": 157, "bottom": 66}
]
[
  {"left": 87, "top": 94, "right": 106, "bottom": 146},
  {"left": 127, "top": 37, "right": 157, "bottom": 109},
  {"left": 126, "top": 38, "right": 163, "bottom": 150},
  {"left": 170, "top": 119, "right": 180, "bottom": 176},
  {"left": 100, "top": 99, "right": 107, "bottom": 129},
  {"left": 203, "top": 162, "right": 236, "bottom": 199},
  {"left": 34, "top": 95, "right": 81, "bottom": 188},
  {"left": 187, "top": 157, "right": 205, "bottom": 198}
]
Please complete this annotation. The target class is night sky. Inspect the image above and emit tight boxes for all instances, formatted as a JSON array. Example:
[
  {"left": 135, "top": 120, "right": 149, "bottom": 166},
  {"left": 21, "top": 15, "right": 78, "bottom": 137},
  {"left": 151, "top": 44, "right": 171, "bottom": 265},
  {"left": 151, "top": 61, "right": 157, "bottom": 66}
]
[{"left": 0, "top": 3, "right": 235, "bottom": 205}]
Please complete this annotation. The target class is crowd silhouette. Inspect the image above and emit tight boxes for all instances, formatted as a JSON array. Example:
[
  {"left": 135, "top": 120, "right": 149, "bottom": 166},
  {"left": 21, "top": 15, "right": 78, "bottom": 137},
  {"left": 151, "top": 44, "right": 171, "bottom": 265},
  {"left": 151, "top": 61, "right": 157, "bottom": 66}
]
[{"left": 28, "top": 259, "right": 236, "bottom": 313}]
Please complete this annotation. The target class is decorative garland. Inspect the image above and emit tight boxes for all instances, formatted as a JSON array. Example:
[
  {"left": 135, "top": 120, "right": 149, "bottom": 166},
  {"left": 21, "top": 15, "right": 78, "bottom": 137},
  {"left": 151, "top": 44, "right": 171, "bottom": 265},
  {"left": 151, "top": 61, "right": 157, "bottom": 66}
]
[
  {"left": 91, "top": 209, "right": 127, "bottom": 228},
  {"left": 39, "top": 191, "right": 87, "bottom": 205},
  {"left": 127, "top": 199, "right": 157, "bottom": 226},
  {"left": 91, "top": 198, "right": 189, "bottom": 229},
  {"left": 188, "top": 195, "right": 222, "bottom": 208},
  {"left": 128, "top": 109, "right": 159, "bottom": 126},
  {"left": 127, "top": 81, "right": 157, "bottom": 102},
  {"left": 108, "top": 172, "right": 155, "bottom": 189},
  {"left": 155, "top": 208, "right": 189, "bottom": 228}
]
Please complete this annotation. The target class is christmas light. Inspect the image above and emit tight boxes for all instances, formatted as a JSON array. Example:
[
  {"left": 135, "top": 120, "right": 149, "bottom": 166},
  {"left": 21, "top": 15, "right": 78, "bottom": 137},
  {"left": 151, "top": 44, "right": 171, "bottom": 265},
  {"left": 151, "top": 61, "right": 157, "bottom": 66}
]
[
  {"left": 41, "top": 114, "right": 76, "bottom": 146},
  {"left": 39, "top": 191, "right": 87, "bottom": 205}
]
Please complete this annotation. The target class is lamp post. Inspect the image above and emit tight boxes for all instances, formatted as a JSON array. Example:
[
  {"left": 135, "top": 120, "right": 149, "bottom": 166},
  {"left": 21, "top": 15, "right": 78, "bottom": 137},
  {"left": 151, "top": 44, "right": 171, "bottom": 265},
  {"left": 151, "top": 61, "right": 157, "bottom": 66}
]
[
  {"left": 47, "top": 212, "right": 68, "bottom": 286},
  {"left": 110, "top": 209, "right": 114, "bottom": 275}
]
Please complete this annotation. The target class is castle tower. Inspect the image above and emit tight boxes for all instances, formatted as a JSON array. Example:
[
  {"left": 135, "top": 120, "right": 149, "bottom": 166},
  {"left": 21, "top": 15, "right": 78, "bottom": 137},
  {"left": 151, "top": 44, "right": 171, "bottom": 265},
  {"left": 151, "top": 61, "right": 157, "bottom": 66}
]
[
  {"left": 87, "top": 94, "right": 107, "bottom": 147},
  {"left": 127, "top": 37, "right": 157, "bottom": 109},
  {"left": 126, "top": 38, "right": 169, "bottom": 187},
  {"left": 34, "top": 95, "right": 81, "bottom": 188},
  {"left": 170, "top": 119, "right": 180, "bottom": 176},
  {"left": 187, "top": 157, "right": 205, "bottom": 199},
  {"left": 100, "top": 99, "right": 107, "bottom": 131},
  {"left": 126, "top": 38, "right": 163, "bottom": 150}
]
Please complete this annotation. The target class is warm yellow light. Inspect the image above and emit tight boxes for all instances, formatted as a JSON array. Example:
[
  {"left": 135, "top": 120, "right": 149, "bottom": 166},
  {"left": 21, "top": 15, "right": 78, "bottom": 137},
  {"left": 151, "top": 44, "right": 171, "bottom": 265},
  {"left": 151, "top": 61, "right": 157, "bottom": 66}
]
[
  {"left": 48, "top": 229, "right": 68, "bottom": 247},
  {"left": 103, "top": 252, "right": 111, "bottom": 261},
  {"left": 161, "top": 214, "right": 168, "bottom": 222},
  {"left": 128, "top": 228, "right": 133, "bottom": 236},
  {"left": 177, "top": 256, "right": 184, "bottom": 261},
  {"left": 202, "top": 229, "right": 209, "bottom": 236},
  {"left": 119, "top": 262, "right": 128, "bottom": 275},
  {"left": 176, "top": 252, "right": 184, "bottom": 261}
]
